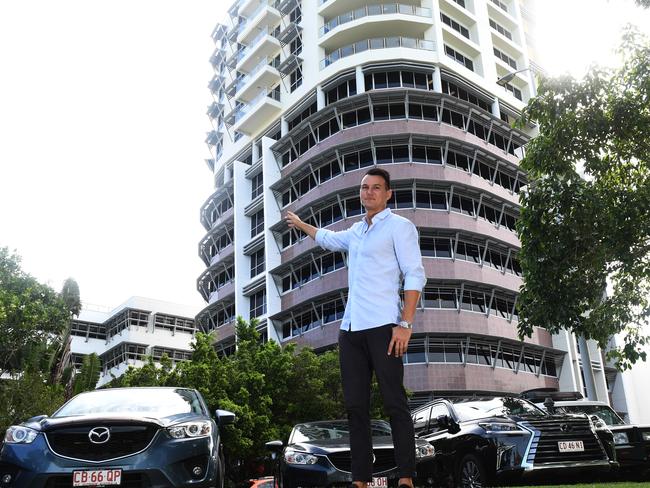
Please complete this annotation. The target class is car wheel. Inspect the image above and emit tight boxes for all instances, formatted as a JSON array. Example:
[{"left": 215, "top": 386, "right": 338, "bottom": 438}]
[{"left": 456, "top": 454, "right": 487, "bottom": 488}]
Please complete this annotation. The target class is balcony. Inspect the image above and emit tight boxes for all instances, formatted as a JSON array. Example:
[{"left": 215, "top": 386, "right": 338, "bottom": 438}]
[
  {"left": 320, "top": 36, "right": 435, "bottom": 69},
  {"left": 236, "top": 26, "right": 282, "bottom": 72},
  {"left": 237, "top": 1, "right": 281, "bottom": 45},
  {"left": 211, "top": 24, "right": 228, "bottom": 44},
  {"left": 320, "top": 4, "right": 432, "bottom": 48},
  {"left": 232, "top": 86, "right": 282, "bottom": 135},
  {"left": 277, "top": 21, "right": 301, "bottom": 47},
  {"left": 208, "top": 74, "right": 225, "bottom": 94},
  {"left": 235, "top": 56, "right": 281, "bottom": 102}
]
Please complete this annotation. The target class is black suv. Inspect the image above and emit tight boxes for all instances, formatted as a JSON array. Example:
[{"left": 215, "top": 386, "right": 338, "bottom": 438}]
[{"left": 411, "top": 396, "right": 613, "bottom": 487}]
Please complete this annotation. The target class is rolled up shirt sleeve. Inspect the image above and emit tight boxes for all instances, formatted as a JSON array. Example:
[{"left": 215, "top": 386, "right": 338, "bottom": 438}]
[
  {"left": 315, "top": 228, "right": 353, "bottom": 252},
  {"left": 393, "top": 221, "right": 426, "bottom": 291}
]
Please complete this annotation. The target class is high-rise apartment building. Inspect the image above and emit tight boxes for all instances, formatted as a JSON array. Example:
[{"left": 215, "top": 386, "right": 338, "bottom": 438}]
[{"left": 198, "top": 0, "right": 578, "bottom": 404}]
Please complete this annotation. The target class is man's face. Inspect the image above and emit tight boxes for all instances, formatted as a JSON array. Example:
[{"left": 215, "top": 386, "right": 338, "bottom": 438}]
[{"left": 360, "top": 174, "right": 392, "bottom": 214}]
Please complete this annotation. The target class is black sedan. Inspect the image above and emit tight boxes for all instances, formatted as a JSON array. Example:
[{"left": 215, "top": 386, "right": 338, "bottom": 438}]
[
  {"left": 0, "top": 387, "right": 235, "bottom": 488},
  {"left": 411, "top": 396, "right": 614, "bottom": 487},
  {"left": 266, "top": 420, "right": 435, "bottom": 488}
]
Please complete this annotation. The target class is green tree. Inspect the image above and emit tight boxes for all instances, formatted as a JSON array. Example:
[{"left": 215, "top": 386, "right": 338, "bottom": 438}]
[
  {"left": 0, "top": 247, "right": 70, "bottom": 375},
  {"left": 0, "top": 366, "right": 65, "bottom": 436},
  {"left": 517, "top": 27, "right": 650, "bottom": 369},
  {"left": 61, "top": 278, "right": 82, "bottom": 318},
  {"left": 72, "top": 353, "right": 102, "bottom": 395}
]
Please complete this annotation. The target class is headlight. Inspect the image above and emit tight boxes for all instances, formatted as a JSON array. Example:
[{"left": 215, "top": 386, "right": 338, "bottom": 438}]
[
  {"left": 415, "top": 444, "right": 435, "bottom": 459},
  {"left": 642, "top": 431, "right": 650, "bottom": 442},
  {"left": 4, "top": 426, "right": 38, "bottom": 444},
  {"left": 612, "top": 432, "right": 629, "bottom": 445},
  {"left": 479, "top": 422, "right": 524, "bottom": 434},
  {"left": 284, "top": 449, "right": 318, "bottom": 465},
  {"left": 167, "top": 421, "right": 212, "bottom": 439}
]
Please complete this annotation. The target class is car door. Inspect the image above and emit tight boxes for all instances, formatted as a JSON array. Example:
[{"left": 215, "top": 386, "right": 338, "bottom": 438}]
[{"left": 419, "top": 402, "right": 456, "bottom": 476}]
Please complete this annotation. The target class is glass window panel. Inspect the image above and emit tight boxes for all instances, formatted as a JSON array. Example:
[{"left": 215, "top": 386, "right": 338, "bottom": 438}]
[
  {"left": 427, "top": 146, "right": 442, "bottom": 164},
  {"left": 422, "top": 105, "right": 437, "bottom": 120},
  {"left": 412, "top": 145, "right": 426, "bottom": 162},
  {"left": 342, "top": 111, "right": 356, "bottom": 128},
  {"left": 374, "top": 104, "right": 390, "bottom": 121},
  {"left": 359, "top": 149, "right": 374, "bottom": 167},
  {"left": 402, "top": 71, "right": 414, "bottom": 88},
  {"left": 431, "top": 192, "right": 447, "bottom": 210},
  {"left": 387, "top": 71, "right": 401, "bottom": 88},
  {"left": 440, "top": 289, "right": 456, "bottom": 308},
  {"left": 357, "top": 107, "right": 371, "bottom": 125},
  {"left": 375, "top": 146, "right": 392, "bottom": 165},
  {"left": 390, "top": 103, "right": 406, "bottom": 119},
  {"left": 435, "top": 238, "right": 452, "bottom": 258},
  {"left": 416, "top": 190, "right": 430, "bottom": 208},
  {"left": 393, "top": 145, "right": 409, "bottom": 163},
  {"left": 374, "top": 72, "right": 388, "bottom": 89},
  {"left": 414, "top": 72, "right": 427, "bottom": 90},
  {"left": 445, "top": 342, "right": 462, "bottom": 362},
  {"left": 429, "top": 342, "right": 445, "bottom": 362},
  {"left": 409, "top": 103, "right": 423, "bottom": 119},
  {"left": 420, "top": 236, "right": 436, "bottom": 257}
]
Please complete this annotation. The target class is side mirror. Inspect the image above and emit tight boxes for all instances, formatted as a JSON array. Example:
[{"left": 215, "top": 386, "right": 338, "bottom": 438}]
[
  {"left": 215, "top": 409, "right": 236, "bottom": 425},
  {"left": 265, "top": 440, "right": 284, "bottom": 461},
  {"left": 435, "top": 415, "right": 460, "bottom": 434}
]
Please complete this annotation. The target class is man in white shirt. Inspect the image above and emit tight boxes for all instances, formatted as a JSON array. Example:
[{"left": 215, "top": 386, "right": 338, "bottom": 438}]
[{"left": 285, "top": 168, "right": 426, "bottom": 488}]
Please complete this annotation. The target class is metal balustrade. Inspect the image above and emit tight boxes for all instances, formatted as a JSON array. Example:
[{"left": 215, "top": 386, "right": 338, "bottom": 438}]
[
  {"left": 320, "top": 4, "right": 432, "bottom": 37},
  {"left": 320, "top": 36, "right": 434, "bottom": 69}
]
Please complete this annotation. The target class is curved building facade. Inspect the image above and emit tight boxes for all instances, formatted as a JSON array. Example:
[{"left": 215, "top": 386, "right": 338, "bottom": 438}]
[{"left": 198, "top": 0, "right": 567, "bottom": 403}]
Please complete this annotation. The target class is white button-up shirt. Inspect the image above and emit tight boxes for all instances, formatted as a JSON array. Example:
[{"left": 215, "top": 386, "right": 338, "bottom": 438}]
[{"left": 315, "top": 208, "right": 426, "bottom": 331}]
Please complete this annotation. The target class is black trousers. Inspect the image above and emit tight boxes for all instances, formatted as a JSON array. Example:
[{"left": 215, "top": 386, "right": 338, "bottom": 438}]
[{"left": 338, "top": 324, "right": 416, "bottom": 481}]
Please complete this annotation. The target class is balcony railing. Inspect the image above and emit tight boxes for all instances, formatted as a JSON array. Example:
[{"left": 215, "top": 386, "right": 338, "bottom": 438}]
[
  {"left": 237, "top": 56, "right": 280, "bottom": 91},
  {"left": 234, "top": 86, "right": 281, "bottom": 123},
  {"left": 320, "top": 36, "right": 434, "bottom": 69},
  {"left": 239, "top": 0, "right": 279, "bottom": 32},
  {"left": 320, "top": 4, "right": 432, "bottom": 37}
]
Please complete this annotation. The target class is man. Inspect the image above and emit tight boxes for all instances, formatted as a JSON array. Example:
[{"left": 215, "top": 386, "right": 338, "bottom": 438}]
[{"left": 285, "top": 168, "right": 426, "bottom": 488}]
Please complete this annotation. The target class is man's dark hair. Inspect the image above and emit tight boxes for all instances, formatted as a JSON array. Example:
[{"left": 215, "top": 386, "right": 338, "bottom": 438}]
[{"left": 364, "top": 167, "right": 391, "bottom": 189}]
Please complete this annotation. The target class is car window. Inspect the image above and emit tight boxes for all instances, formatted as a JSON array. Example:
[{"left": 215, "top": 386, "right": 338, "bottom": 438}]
[
  {"left": 452, "top": 397, "right": 545, "bottom": 421},
  {"left": 55, "top": 388, "right": 204, "bottom": 417},
  {"left": 413, "top": 406, "right": 432, "bottom": 435},
  {"left": 427, "top": 404, "right": 452, "bottom": 433},
  {"left": 559, "top": 405, "right": 625, "bottom": 425}
]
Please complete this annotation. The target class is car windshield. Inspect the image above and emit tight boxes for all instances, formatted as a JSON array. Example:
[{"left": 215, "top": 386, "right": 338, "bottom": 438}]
[
  {"left": 452, "top": 397, "right": 546, "bottom": 421},
  {"left": 54, "top": 388, "right": 204, "bottom": 418},
  {"left": 558, "top": 405, "right": 625, "bottom": 425},
  {"left": 290, "top": 420, "right": 391, "bottom": 443}
]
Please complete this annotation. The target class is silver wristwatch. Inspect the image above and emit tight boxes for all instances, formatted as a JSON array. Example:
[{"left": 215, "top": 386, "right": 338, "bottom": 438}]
[{"left": 398, "top": 320, "right": 412, "bottom": 329}]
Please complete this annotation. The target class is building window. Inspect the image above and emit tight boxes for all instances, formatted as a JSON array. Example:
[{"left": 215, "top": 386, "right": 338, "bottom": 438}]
[
  {"left": 288, "top": 102, "right": 317, "bottom": 131},
  {"left": 489, "top": 18, "right": 513, "bottom": 40},
  {"left": 250, "top": 248, "right": 265, "bottom": 277},
  {"left": 450, "top": 0, "right": 466, "bottom": 8},
  {"left": 251, "top": 209, "right": 264, "bottom": 237},
  {"left": 280, "top": 251, "right": 345, "bottom": 292},
  {"left": 490, "top": 0, "right": 508, "bottom": 12},
  {"left": 280, "top": 294, "right": 346, "bottom": 339},
  {"left": 290, "top": 65, "right": 303, "bottom": 92},
  {"left": 251, "top": 172, "right": 263, "bottom": 199},
  {"left": 250, "top": 289, "right": 267, "bottom": 318},
  {"left": 289, "top": 4, "right": 302, "bottom": 23},
  {"left": 444, "top": 45, "right": 474, "bottom": 71},
  {"left": 440, "top": 13, "right": 470, "bottom": 39},
  {"left": 290, "top": 36, "right": 302, "bottom": 56},
  {"left": 326, "top": 79, "right": 357, "bottom": 105},
  {"left": 503, "top": 82, "right": 523, "bottom": 101},
  {"left": 493, "top": 47, "right": 517, "bottom": 69}
]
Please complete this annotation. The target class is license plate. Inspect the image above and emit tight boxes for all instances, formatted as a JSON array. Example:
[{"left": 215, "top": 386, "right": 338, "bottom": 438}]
[
  {"left": 558, "top": 440, "right": 584, "bottom": 453},
  {"left": 369, "top": 477, "right": 388, "bottom": 487},
  {"left": 73, "top": 469, "right": 122, "bottom": 486}
]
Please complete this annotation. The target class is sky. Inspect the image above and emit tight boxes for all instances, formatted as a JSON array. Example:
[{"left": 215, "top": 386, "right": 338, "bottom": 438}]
[{"left": 0, "top": 1, "right": 649, "bottom": 312}]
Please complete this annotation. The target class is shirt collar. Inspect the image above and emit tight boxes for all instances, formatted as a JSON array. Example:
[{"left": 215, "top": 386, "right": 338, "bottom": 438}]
[{"left": 363, "top": 207, "right": 392, "bottom": 226}]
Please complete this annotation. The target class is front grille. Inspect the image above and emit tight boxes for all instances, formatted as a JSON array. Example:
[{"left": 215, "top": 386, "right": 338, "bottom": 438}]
[
  {"left": 524, "top": 418, "right": 607, "bottom": 465},
  {"left": 327, "top": 448, "right": 396, "bottom": 474},
  {"left": 45, "top": 473, "right": 150, "bottom": 488},
  {"left": 45, "top": 424, "right": 159, "bottom": 462}
]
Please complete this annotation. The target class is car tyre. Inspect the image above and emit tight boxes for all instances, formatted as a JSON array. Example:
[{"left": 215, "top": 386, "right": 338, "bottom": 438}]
[
  {"left": 214, "top": 449, "right": 225, "bottom": 488},
  {"left": 456, "top": 454, "right": 487, "bottom": 488}
]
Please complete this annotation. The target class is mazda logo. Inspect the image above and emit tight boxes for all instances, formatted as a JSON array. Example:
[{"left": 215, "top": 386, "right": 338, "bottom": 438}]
[
  {"left": 560, "top": 424, "right": 571, "bottom": 433},
  {"left": 88, "top": 427, "right": 111, "bottom": 444}
]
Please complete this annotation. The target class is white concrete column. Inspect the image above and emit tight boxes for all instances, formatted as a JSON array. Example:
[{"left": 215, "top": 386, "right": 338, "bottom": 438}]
[
  {"left": 281, "top": 116, "right": 289, "bottom": 136},
  {"left": 432, "top": 66, "right": 442, "bottom": 92},
  {"left": 262, "top": 136, "right": 282, "bottom": 344},
  {"left": 252, "top": 141, "right": 260, "bottom": 162},
  {"left": 317, "top": 85, "right": 326, "bottom": 109},
  {"left": 356, "top": 65, "right": 365, "bottom": 93},
  {"left": 491, "top": 97, "right": 501, "bottom": 118},
  {"left": 233, "top": 160, "right": 250, "bottom": 322}
]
